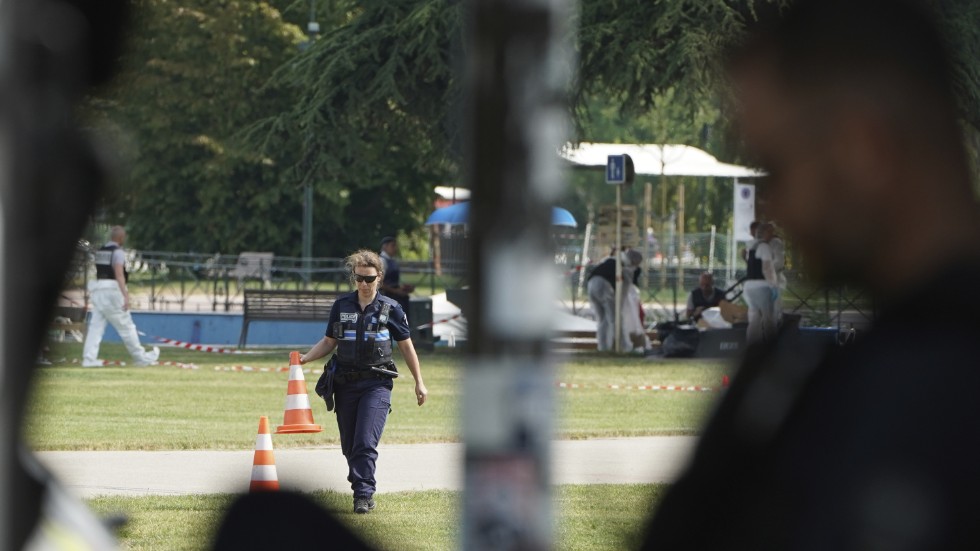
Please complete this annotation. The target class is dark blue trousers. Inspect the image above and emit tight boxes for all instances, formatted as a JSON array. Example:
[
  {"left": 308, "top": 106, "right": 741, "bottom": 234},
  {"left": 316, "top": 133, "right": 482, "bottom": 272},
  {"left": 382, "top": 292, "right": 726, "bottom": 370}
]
[{"left": 334, "top": 377, "right": 392, "bottom": 498}]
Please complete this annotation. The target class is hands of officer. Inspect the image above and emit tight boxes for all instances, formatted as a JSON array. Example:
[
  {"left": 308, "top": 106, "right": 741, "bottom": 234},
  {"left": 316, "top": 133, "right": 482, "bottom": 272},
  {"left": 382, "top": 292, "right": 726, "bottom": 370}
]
[{"left": 415, "top": 381, "right": 428, "bottom": 406}]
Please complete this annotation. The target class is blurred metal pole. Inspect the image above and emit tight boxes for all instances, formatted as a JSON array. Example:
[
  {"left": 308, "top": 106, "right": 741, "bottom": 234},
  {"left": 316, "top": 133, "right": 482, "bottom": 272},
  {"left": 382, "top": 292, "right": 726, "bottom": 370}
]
[
  {"left": 613, "top": 185, "right": 622, "bottom": 353},
  {"left": 463, "top": 0, "right": 573, "bottom": 547},
  {"left": 642, "top": 181, "right": 652, "bottom": 291},
  {"left": 675, "top": 181, "right": 685, "bottom": 320},
  {"left": 302, "top": 182, "right": 313, "bottom": 285},
  {"left": 301, "top": 0, "right": 319, "bottom": 286}
]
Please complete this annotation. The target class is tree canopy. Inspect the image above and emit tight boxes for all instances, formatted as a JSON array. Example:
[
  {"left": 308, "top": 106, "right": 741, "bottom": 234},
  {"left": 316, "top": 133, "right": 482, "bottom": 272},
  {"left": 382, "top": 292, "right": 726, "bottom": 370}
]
[
  {"left": 87, "top": 0, "right": 980, "bottom": 255},
  {"left": 85, "top": 0, "right": 306, "bottom": 253}
]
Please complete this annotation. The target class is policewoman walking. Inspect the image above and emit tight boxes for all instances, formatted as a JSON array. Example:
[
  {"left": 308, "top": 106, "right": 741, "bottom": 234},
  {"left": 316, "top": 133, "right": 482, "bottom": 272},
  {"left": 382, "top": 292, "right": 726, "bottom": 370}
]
[{"left": 299, "top": 250, "right": 428, "bottom": 514}]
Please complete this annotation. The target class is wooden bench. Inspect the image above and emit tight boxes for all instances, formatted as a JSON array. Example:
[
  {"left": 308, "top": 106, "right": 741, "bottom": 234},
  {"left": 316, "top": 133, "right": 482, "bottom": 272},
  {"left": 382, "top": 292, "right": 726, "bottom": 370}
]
[{"left": 239, "top": 290, "right": 342, "bottom": 348}]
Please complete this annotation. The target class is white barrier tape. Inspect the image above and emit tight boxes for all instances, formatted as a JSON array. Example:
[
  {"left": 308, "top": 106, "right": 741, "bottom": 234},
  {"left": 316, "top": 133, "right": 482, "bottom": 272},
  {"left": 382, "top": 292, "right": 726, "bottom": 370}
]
[
  {"left": 556, "top": 381, "right": 719, "bottom": 392},
  {"left": 415, "top": 313, "right": 463, "bottom": 330}
]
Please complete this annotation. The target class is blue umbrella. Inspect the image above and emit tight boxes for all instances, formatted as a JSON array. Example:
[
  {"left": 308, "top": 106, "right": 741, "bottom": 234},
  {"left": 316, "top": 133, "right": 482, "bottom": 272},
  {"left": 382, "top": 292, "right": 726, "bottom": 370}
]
[{"left": 425, "top": 201, "right": 577, "bottom": 227}]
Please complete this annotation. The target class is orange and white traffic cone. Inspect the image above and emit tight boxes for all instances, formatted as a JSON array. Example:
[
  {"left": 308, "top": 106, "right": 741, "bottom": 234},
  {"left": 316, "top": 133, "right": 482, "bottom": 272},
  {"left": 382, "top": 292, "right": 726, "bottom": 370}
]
[
  {"left": 275, "top": 351, "right": 322, "bottom": 434},
  {"left": 249, "top": 416, "right": 279, "bottom": 492}
]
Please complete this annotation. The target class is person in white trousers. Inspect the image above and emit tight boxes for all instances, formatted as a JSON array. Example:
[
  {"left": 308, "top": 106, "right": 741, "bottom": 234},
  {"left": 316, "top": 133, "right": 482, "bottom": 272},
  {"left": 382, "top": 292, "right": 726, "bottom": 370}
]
[
  {"left": 82, "top": 226, "right": 159, "bottom": 367},
  {"left": 767, "top": 225, "right": 787, "bottom": 324},
  {"left": 620, "top": 249, "right": 650, "bottom": 352},
  {"left": 586, "top": 252, "right": 618, "bottom": 351},
  {"left": 742, "top": 223, "right": 780, "bottom": 343}
]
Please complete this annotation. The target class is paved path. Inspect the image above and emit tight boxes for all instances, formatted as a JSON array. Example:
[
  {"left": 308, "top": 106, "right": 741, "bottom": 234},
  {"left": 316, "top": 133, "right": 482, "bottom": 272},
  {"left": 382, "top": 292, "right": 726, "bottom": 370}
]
[{"left": 37, "top": 437, "right": 697, "bottom": 497}]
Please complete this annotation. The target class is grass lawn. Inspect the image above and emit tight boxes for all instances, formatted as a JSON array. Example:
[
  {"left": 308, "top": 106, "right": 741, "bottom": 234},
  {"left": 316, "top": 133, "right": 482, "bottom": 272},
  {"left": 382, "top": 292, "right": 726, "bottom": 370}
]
[
  {"left": 26, "top": 343, "right": 727, "bottom": 450},
  {"left": 88, "top": 484, "right": 664, "bottom": 551}
]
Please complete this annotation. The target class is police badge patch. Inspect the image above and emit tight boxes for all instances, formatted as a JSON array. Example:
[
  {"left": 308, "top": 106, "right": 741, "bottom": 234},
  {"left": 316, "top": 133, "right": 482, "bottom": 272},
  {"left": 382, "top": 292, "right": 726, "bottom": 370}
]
[{"left": 340, "top": 313, "right": 358, "bottom": 323}]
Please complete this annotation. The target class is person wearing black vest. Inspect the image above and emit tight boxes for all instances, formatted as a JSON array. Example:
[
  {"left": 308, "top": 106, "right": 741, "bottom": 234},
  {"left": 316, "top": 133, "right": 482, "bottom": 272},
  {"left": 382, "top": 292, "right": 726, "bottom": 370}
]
[
  {"left": 300, "top": 250, "right": 427, "bottom": 515},
  {"left": 742, "top": 223, "right": 779, "bottom": 342},
  {"left": 586, "top": 252, "right": 617, "bottom": 351},
  {"left": 686, "top": 272, "right": 726, "bottom": 321},
  {"left": 379, "top": 236, "right": 413, "bottom": 322},
  {"left": 82, "top": 226, "right": 159, "bottom": 367}
]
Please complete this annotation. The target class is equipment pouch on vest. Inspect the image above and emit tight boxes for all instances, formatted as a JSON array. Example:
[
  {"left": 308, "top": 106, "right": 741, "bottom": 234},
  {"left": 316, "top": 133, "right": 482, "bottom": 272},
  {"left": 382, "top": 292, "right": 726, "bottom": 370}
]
[{"left": 315, "top": 356, "right": 337, "bottom": 412}]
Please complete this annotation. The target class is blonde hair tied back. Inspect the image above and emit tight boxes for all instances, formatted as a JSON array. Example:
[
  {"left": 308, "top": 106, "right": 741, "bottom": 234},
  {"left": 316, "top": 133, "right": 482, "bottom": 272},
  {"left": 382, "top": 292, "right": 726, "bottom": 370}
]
[{"left": 346, "top": 249, "right": 385, "bottom": 284}]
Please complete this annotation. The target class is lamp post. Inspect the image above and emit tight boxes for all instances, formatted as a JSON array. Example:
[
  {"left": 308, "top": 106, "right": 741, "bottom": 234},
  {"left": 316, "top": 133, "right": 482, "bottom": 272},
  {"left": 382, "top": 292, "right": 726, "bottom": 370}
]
[{"left": 300, "top": 2, "right": 320, "bottom": 285}]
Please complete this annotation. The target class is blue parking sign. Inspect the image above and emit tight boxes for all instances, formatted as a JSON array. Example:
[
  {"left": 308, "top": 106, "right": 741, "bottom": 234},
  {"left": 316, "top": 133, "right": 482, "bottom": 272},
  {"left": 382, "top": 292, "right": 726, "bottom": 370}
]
[{"left": 606, "top": 154, "right": 626, "bottom": 184}]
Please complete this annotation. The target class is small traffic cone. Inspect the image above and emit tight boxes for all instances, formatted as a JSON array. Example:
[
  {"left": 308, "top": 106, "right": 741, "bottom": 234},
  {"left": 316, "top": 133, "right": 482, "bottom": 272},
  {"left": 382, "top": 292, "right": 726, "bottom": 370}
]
[
  {"left": 249, "top": 416, "right": 279, "bottom": 492},
  {"left": 276, "top": 351, "right": 322, "bottom": 434}
]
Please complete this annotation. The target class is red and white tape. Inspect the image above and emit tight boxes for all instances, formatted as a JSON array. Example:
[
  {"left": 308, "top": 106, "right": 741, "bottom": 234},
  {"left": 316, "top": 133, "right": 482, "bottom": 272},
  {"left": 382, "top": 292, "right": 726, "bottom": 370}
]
[
  {"left": 415, "top": 314, "right": 463, "bottom": 330},
  {"left": 159, "top": 361, "right": 200, "bottom": 370},
  {"left": 556, "top": 381, "right": 719, "bottom": 392},
  {"left": 137, "top": 332, "right": 271, "bottom": 355},
  {"left": 64, "top": 358, "right": 199, "bottom": 369},
  {"left": 68, "top": 358, "right": 127, "bottom": 367},
  {"left": 214, "top": 365, "right": 322, "bottom": 375}
]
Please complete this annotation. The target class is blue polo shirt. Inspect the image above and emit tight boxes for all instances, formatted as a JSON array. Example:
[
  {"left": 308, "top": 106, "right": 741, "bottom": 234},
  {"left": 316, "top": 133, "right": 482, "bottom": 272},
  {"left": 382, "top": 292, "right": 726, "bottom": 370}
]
[
  {"left": 381, "top": 250, "right": 401, "bottom": 288},
  {"left": 326, "top": 292, "right": 412, "bottom": 342}
]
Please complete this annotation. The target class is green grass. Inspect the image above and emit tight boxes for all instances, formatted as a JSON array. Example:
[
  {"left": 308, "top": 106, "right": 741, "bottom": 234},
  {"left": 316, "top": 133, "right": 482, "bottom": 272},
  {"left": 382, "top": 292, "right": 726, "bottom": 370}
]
[
  {"left": 555, "top": 354, "right": 724, "bottom": 438},
  {"left": 26, "top": 344, "right": 725, "bottom": 450},
  {"left": 88, "top": 484, "right": 664, "bottom": 551}
]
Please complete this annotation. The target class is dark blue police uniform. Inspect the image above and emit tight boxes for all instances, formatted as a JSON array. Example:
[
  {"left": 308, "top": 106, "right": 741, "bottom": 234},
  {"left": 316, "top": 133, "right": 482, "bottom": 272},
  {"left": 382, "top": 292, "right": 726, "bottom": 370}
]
[{"left": 327, "top": 291, "right": 411, "bottom": 500}]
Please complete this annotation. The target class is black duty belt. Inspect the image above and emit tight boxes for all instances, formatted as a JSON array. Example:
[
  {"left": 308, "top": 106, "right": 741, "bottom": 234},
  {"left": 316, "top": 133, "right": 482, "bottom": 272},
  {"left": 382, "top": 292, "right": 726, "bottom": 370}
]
[{"left": 334, "top": 365, "right": 398, "bottom": 384}]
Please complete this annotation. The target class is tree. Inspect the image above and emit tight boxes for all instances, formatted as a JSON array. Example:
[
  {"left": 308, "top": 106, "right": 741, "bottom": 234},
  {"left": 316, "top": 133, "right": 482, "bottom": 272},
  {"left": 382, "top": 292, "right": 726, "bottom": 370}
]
[
  {"left": 245, "top": 0, "right": 461, "bottom": 256},
  {"left": 84, "top": 0, "right": 307, "bottom": 253},
  {"left": 90, "top": 0, "right": 980, "bottom": 254}
]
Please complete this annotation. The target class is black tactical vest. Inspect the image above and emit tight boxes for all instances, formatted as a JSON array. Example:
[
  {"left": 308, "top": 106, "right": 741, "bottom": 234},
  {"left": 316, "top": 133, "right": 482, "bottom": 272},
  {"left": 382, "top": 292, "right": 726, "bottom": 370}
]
[
  {"left": 94, "top": 244, "right": 128, "bottom": 282},
  {"left": 746, "top": 247, "right": 764, "bottom": 280},
  {"left": 691, "top": 288, "right": 724, "bottom": 310},
  {"left": 334, "top": 299, "right": 394, "bottom": 368}
]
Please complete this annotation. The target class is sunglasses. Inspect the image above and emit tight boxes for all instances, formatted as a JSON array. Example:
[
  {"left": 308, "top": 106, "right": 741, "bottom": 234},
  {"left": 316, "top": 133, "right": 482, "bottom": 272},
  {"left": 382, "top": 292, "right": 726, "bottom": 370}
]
[{"left": 353, "top": 274, "right": 378, "bottom": 283}]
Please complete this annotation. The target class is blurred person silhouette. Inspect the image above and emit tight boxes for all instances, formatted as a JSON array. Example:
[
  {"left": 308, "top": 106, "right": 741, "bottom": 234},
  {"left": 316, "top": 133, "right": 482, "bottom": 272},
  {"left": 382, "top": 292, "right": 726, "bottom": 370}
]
[
  {"left": 641, "top": 0, "right": 980, "bottom": 549},
  {"left": 82, "top": 226, "right": 160, "bottom": 366},
  {"left": 621, "top": 248, "right": 649, "bottom": 352},
  {"left": 685, "top": 272, "right": 726, "bottom": 322},
  {"left": 743, "top": 222, "right": 779, "bottom": 341},
  {"left": 379, "top": 236, "right": 413, "bottom": 321},
  {"left": 586, "top": 248, "right": 618, "bottom": 351},
  {"left": 739, "top": 220, "right": 760, "bottom": 262},
  {"left": 768, "top": 222, "right": 787, "bottom": 323}
]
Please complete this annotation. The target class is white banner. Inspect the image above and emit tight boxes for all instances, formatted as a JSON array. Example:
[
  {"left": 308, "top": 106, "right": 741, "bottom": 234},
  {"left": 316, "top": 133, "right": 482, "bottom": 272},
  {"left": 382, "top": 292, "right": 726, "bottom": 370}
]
[{"left": 733, "top": 181, "right": 756, "bottom": 242}]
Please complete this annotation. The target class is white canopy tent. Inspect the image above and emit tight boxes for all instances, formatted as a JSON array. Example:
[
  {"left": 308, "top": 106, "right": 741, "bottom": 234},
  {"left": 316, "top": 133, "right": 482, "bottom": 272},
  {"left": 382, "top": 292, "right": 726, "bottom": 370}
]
[
  {"left": 561, "top": 142, "right": 764, "bottom": 332},
  {"left": 561, "top": 142, "right": 764, "bottom": 178}
]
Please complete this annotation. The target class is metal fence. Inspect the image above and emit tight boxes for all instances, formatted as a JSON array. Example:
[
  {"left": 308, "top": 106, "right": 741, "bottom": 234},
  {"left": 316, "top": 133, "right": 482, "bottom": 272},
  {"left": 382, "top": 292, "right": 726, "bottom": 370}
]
[
  {"left": 63, "top": 239, "right": 874, "bottom": 329},
  {"left": 66, "top": 248, "right": 448, "bottom": 312}
]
